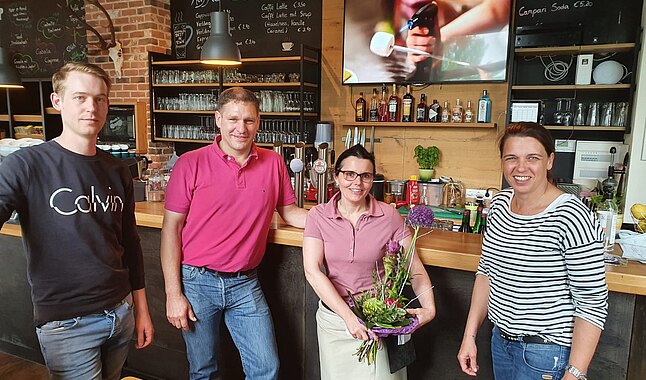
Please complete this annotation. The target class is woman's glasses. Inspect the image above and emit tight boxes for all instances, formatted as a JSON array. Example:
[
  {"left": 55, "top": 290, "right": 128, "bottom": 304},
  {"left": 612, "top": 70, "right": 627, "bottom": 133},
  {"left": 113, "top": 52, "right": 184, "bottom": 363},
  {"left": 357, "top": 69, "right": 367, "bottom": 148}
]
[{"left": 339, "top": 170, "right": 374, "bottom": 183}]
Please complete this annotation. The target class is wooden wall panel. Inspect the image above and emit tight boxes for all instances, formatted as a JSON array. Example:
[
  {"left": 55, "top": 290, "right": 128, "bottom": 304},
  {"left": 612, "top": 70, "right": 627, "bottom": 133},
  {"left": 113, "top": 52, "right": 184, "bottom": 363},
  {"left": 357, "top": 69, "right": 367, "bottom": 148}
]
[{"left": 320, "top": 0, "right": 507, "bottom": 190}]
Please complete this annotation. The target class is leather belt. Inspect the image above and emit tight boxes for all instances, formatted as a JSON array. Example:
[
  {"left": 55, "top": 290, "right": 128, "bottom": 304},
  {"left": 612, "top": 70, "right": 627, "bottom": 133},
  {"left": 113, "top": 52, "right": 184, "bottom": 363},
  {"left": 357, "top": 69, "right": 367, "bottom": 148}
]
[
  {"left": 201, "top": 266, "right": 255, "bottom": 278},
  {"left": 498, "top": 329, "right": 552, "bottom": 345}
]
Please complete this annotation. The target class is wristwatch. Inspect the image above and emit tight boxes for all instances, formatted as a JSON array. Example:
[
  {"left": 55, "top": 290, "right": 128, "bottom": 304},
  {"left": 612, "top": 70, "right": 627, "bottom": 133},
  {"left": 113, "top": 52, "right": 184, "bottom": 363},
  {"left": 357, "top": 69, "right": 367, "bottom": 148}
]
[{"left": 566, "top": 364, "right": 588, "bottom": 380}]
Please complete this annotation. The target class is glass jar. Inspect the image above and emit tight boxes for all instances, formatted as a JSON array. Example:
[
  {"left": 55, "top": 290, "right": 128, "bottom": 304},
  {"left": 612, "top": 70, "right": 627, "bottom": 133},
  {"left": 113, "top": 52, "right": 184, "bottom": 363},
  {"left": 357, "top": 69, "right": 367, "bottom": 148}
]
[
  {"left": 146, "top": 168, "right": 166, "bottom": 202},
  {"left": 442, "top": 180, "right": 464, "bottom": 208}
]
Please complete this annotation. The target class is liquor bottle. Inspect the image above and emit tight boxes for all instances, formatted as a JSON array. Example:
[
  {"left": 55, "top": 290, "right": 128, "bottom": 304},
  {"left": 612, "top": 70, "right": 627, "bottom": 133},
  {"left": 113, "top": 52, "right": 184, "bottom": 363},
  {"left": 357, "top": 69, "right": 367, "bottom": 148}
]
[
  {"left": 472, "top": 206, "right": 483, "bottom": 234},
  {"left": 476, "top": 208, "right": 488, "bottom": 235},
  {"left": 464, "top": 100, "right": 474, "bottom": 122},
  {"left": 597, "top": 190, "right": 618, "bottom": 253},
  {"left": 441, "top": 100, "right": 450, "bottom": 123},
  {"left": 402, "top": 85, "right": 414, "bottom": 122},
  {"left": 368, "top": 88, "right": 379, "bottom": 122},
  {"left": 477, "top": 90, "right": 492, "bottom": 123},
  {"left": 451, "top": 99, "right": 464, "bottom": 123},
  {"left": 388, "top": 84, "right": 400, "bottom": 122},
  {"left": 416, "top": 94, "right": 427, "bottom": 122},
  {"left": 428, "top": 99, "right": 441, "bottom": 122},
  {"left": 457, "top": 210, "right": 473, "bottom": 233},
  {"left": 355, "top": 92, "right": 366, "bottom": 122},
  {"left": 378, "top": 85, "right": 388, "bottom": 122}
]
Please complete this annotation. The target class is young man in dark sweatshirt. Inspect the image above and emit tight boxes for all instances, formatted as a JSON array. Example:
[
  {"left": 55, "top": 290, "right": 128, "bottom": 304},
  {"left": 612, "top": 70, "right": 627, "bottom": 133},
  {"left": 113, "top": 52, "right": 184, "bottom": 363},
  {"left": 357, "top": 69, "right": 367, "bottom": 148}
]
[{"left": 0, "top": 62, "right": 154, "bottom": 379}]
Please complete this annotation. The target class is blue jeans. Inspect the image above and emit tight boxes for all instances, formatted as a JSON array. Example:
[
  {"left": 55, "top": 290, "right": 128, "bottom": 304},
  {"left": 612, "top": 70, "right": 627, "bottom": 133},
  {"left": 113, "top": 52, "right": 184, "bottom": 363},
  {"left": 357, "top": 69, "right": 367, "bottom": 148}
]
[
  {"left": 491, "top": 326, "right": 570, "bottom": 380},
  {"left": 181, "top": 264, "right": 279, "bottom": 380},
  {"left": 35, "top": 294, "right": 134, "bottom": 380}
]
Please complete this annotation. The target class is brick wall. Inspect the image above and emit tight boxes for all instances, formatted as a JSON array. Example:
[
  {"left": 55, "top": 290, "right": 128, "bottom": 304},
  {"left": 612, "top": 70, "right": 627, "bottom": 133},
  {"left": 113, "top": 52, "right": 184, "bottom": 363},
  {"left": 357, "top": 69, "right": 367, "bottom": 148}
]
[{"left": 85, "top": 0, "right": 173, "bottom": 169}]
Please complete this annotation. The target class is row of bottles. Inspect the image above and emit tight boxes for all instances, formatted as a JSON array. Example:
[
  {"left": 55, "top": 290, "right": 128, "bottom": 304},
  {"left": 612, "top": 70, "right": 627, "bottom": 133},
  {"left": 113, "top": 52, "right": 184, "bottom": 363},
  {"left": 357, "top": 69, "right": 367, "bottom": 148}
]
[
  {"left": 457, "top": 206, "right": 488, "bottom": 235},
  {"left": 355, "top": 85, "right": 492, "bottom": 123}
]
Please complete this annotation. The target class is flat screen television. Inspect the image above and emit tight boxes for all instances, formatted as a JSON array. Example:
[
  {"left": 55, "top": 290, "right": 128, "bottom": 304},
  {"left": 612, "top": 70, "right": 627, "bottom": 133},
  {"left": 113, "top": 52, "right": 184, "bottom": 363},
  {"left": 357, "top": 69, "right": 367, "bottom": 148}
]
[
  {"left": 98, "top": 105, "right": 136, "bottom": 147},
  {"left": 342, "top": 0, "right": 512, "bottom": 85}
]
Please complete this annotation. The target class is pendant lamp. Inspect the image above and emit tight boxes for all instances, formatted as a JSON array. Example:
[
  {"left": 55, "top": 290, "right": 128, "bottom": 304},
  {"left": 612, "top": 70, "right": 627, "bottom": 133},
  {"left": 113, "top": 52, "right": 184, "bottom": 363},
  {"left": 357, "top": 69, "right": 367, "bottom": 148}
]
[
  {"left": 0, "top": 47, "right": 23, "bottom": 88},
  {"left": 200, "top": 11, "right": 242, "bottom": 66}
]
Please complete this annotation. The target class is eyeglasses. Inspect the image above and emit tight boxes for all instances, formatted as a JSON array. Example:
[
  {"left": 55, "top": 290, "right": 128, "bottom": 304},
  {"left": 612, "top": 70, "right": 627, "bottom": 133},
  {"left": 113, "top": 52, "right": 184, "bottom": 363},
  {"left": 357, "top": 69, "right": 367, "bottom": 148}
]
[{"left": 338, "top": 170, "right": 374, "bottom": 182}]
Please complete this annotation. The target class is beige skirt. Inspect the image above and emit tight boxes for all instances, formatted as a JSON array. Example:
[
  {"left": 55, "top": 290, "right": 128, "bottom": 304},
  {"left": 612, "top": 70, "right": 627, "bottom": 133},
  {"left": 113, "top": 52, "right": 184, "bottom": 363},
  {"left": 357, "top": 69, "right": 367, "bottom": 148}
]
[{"left": 316, "top": 301, "right": 407, "bottom": 380}]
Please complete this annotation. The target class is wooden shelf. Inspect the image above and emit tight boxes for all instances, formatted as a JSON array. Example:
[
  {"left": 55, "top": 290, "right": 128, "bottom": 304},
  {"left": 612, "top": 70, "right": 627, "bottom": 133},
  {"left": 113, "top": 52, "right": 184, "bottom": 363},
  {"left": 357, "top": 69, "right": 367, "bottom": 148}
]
[
  {"left": 13, "top": 115, "right": 42, "bottom": 123},
  {"left": 515, "top": 43, "right": 636, "bottom": 56},
  {"left": 341, "top": 121, "right": 496, "bottom": 128},
  {"left": 544, "top": 125, "right": 626, "bottom": 131},
  {"left": 0, "top": 115, "right": 8, "bottom": 122},
  {"left": 152, "top": 83, "right": 219, "bottom": 87},
  {"left": 155, "top": 137, "right": 212, "bottom": 144},
  {"left": 45, "top": 107, "right": 60, "bottom": 115},
  {"left": 260, "top": 112, "right": 318, "bottom": 117},
  {"left": 512, "top": 84, "right": 631, "bottom": 91}
]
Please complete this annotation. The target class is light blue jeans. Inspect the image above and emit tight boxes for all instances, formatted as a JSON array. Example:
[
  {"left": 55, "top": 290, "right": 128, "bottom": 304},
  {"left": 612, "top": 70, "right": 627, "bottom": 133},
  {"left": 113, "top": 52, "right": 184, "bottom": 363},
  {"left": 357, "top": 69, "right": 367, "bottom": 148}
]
[
  {"left": 181, "top": 264, "right": 279, "bottom": 380},
  {"left": 35, "top": 294, "right": 134, "bottom": 380},
  {"left": 491, "top": 325, "right": 570, "bottom": 380}
]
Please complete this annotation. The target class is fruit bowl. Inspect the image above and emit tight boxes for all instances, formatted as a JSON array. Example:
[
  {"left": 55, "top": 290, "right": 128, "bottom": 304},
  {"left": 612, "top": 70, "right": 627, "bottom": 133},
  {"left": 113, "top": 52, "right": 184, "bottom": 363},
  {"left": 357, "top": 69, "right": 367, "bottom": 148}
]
[{"left": 630, "top": 203, "right": 646, "bottom": 233}]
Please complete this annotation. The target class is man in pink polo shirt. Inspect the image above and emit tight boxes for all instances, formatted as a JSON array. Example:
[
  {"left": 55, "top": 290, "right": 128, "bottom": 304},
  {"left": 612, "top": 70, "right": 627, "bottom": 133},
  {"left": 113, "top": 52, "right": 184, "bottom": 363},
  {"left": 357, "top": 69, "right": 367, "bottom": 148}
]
[{"left": 160, "top": 87, "right": 307, "bottom": 380}]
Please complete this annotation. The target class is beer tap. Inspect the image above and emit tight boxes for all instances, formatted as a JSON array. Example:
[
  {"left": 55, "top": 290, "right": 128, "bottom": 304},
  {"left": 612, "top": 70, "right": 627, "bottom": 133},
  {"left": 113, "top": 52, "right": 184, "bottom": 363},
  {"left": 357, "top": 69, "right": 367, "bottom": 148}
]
[
  {"left": 313, "top": 143, "right": 329, "bottom": 204},
  {"left": 290, "top": 142, "right": 306, "bottom": 208}
]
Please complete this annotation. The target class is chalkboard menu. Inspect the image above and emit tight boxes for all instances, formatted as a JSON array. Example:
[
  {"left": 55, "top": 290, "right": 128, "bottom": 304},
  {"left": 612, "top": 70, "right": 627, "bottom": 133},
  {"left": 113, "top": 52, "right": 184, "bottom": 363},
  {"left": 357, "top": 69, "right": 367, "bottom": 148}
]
[
  {"left": 0, "top": 0, "right": 87, "bottom": 78},
  {"left": 170, "top": 0, "right": 321, "bottom": 59},
  {"left": 515, "top": 0, "right": 641, "bottom": 44}
]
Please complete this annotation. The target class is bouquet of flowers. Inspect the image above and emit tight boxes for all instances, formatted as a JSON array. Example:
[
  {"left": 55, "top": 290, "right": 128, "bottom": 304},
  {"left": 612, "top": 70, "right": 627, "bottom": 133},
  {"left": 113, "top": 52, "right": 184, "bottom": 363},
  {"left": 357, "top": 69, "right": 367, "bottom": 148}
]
[{"left": 347, "top": 205, "right": 435, "bottom": 364}]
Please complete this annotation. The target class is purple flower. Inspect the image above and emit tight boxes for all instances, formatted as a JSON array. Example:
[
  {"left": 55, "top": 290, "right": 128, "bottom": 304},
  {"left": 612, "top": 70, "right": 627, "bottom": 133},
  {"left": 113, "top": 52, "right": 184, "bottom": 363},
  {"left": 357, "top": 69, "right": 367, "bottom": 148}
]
[
  {"left": 386, "top": 239, "right": 401, "bottom": 254},
  {"left": 407, "top": 205, "right": 435, "bottom": 228}
]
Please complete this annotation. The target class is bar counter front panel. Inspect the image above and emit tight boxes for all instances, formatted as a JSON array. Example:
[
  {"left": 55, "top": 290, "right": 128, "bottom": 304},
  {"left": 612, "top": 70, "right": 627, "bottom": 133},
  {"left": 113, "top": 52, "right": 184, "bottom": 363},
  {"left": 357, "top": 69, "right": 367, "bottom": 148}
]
[{"left": 0, "top": 202, "right": 644, "bottom": 379}]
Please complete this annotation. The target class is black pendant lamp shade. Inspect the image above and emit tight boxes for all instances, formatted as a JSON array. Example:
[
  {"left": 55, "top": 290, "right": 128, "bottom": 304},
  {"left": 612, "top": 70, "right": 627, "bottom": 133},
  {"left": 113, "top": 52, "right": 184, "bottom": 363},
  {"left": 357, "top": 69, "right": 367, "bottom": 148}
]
[
  {"left": 200, "top": 11, "right": 242, "bottom": 66},
  {"left": 0, "top": 48, "right": 23, "bottom": 88}
]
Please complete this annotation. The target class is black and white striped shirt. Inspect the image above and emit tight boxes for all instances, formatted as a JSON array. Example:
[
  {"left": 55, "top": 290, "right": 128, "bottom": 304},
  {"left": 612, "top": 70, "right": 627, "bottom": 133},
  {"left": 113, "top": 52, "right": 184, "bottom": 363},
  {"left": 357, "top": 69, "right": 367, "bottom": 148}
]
[{"left": 477, "top": 188, "right": 608, "bottom": 346}]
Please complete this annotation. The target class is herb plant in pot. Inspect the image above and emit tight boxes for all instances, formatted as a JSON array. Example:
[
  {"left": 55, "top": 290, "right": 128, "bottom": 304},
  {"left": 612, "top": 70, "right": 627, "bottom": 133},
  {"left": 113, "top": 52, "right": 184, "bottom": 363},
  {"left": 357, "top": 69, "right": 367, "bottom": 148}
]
[{"left": 413, "top": 145, "right": 440, "bottom": 181}]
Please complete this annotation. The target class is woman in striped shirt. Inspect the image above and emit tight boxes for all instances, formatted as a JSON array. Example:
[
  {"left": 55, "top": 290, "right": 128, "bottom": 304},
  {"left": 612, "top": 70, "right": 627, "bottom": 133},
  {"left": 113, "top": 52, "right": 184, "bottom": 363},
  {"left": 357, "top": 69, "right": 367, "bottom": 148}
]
[{"left": 457, "top": 122, "right": 607, "bottom": 380}]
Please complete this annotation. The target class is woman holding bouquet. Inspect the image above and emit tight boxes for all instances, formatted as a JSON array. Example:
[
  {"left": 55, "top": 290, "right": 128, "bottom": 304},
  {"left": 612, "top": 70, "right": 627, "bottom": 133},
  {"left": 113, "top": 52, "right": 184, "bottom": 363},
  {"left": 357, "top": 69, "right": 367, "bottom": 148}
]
[
  {"left": 303, "top": 144, "right": 436, "bottom": 379},
  {"left": 457, "top": 122, "right": 607, "bottom": 380}
]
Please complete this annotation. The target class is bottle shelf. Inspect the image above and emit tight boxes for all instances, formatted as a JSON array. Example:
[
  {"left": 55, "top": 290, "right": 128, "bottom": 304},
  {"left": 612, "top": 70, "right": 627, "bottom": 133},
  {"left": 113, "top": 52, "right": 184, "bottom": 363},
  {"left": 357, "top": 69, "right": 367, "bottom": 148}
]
[
  {"left": 544, "top": 125, "right": 626, "bottom": 131},
  {"left": 515, "top": 43, "right": 636, "bottom": 56},
  {"left": 342, "top": 121, "right": 496, "bottom": 128},
  {"left": 512, "top": 84, "right": 631, "bottom": 91}
]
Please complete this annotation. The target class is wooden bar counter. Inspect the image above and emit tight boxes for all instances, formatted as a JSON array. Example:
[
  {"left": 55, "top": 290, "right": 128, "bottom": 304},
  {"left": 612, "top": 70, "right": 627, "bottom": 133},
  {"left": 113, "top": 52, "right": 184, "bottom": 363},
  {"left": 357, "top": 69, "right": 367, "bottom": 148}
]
[{"left": 1, "top": 201, "right": 645, "bottom": 379}]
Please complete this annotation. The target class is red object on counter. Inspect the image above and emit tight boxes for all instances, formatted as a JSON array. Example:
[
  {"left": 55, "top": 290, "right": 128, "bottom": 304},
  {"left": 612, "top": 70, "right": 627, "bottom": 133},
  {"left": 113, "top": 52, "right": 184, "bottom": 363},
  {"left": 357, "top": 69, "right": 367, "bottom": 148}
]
[{"left": 407, "top": 175, "right": 420, "bottom": 205}]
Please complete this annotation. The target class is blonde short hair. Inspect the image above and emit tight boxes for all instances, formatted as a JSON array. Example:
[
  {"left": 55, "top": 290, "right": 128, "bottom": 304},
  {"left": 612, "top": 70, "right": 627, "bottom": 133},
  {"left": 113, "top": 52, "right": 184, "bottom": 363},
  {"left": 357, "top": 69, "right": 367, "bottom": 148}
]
[{"left": 52, "top": 62, "right": 112, "bottom": 97}]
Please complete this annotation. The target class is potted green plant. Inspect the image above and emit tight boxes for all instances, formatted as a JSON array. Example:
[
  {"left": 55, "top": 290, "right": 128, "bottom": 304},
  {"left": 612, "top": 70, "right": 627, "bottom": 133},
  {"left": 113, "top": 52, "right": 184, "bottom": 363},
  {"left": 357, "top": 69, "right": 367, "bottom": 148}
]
[{"left": 413, "top": 145, "right": 440, "bottom": 181}]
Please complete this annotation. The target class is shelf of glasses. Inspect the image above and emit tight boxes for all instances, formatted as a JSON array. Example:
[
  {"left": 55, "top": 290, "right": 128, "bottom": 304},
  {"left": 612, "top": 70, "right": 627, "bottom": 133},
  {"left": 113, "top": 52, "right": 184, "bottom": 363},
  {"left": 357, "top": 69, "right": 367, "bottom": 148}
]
[
  {"left": 152, "top": 83, "right": 220, "bottom": 87},
  {"left": 512, "top": 84, "right": 631, "bottom": 90},
  {"left": 341, "top": 121, "right": 496, "bottom": 128},
  {"left": 260, "top": 112, "right": 318, "bottom": 117},
  {"left": 223, "top": 82, "right": 318, "bottom": 88},
  {"left": 151, "top": 56, "right": 318, "bottom": 65},
  {"left": 155, "top": 137, "right": 212, "bottom": 144},
  {"left": 153, "top": 109, "right": 216, "bottom": 114},
  {"left": 544, "top": 125, "right": 626, "bottom": 131}
]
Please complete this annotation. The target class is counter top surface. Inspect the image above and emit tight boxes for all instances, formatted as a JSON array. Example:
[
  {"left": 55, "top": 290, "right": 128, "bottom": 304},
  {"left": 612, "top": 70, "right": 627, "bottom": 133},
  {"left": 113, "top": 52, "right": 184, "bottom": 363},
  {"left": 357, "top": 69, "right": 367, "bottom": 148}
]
[{"left": 2, "top": 201, "right": 646, "bottom": 296}]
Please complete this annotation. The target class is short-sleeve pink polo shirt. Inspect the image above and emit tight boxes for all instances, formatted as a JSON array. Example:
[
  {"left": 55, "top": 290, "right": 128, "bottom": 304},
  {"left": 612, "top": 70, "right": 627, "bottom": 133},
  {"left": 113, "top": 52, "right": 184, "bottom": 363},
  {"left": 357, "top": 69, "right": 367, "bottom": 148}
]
[
  {"left": 303, "top": 191, "right": 411, "bottom": 298},
  {"left": 165, "top": 136, "right": 296, "bottom": 272}
]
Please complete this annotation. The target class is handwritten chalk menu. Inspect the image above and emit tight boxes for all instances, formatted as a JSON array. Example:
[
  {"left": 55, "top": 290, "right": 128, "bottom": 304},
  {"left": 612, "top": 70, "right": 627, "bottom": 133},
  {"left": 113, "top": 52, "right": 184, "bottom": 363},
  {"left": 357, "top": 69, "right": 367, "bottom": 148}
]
[
  {"left": 0, "top": 0, "right": 87, "bottom": 78},
  {"left": 170, "top": 0, "right": 321, "bottom": 59},
  {"left": 515, "top": 0, "right": 641, "bottom": 44}
]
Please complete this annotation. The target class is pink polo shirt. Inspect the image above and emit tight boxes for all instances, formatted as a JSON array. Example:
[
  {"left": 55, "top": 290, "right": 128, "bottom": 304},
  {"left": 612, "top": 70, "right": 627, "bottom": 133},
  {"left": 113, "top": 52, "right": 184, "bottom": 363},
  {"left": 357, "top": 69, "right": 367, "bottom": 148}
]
[
  {"left": 303, "top": 192, "right": 411, "bottom": 298},
  {"left": 165, "top": 136, "right": 296, "bottom": 272}
]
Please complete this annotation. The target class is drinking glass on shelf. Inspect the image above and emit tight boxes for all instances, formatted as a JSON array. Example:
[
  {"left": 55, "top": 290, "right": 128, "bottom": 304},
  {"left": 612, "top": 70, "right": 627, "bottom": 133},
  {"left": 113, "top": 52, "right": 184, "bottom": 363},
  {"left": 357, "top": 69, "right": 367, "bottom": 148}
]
[
  {"left": 586, "top": 102, "right": 600, "bottom": 126},
  {"left": 573, "top": 102, "right": 586, "bottom": 126},
  {"left": 562, "top": 98, "right": 573, "bottom": 126},
  {"left": 613, "top": 102, "right": 629, "bottom": 127},
  {"left": 600, "top": 102, "right": 615, "bottom": 126},
  {"left": 553, "top": 98, "right": 564, "bottom": 125}
]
